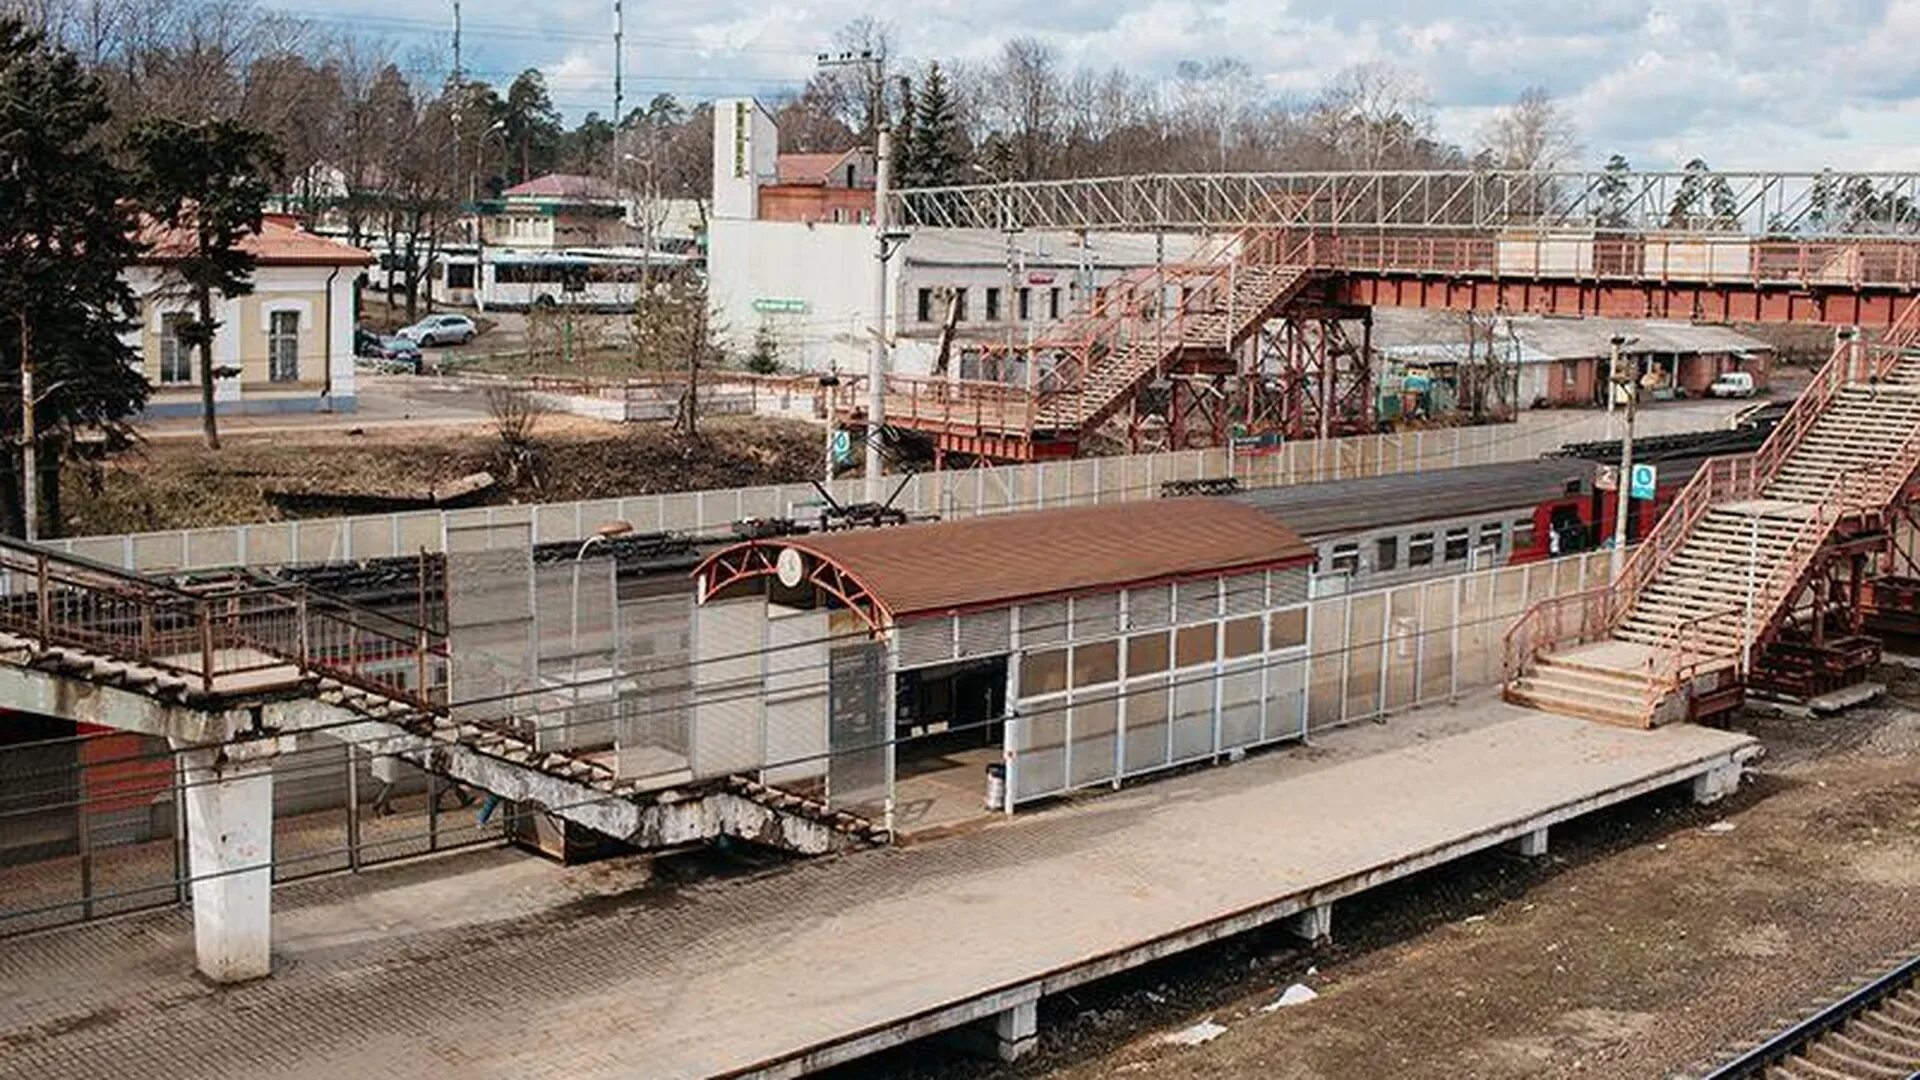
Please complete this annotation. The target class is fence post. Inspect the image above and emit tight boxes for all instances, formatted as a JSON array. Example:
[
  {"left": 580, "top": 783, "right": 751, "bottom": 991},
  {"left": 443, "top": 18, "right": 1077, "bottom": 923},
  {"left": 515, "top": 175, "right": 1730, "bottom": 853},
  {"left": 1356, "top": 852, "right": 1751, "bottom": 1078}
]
[
  {"left": 34, "top": 552, "right": 50, "bottom": 647},
  {"left": 345, "top": 744, "right": 362, "bottom": 873},
  {"left": 199, "top": 603, "right": 214, "bottom": 696}
]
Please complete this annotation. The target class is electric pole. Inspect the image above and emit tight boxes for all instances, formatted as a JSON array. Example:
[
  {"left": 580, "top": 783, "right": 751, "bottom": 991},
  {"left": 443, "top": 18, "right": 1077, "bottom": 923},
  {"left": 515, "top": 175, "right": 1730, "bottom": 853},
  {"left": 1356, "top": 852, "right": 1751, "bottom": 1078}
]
[
  {"left": 19, "top": 314, "right": 35, "bottom": 542},
  {"left": 1610, "top": 334, "right": 1634, "bottom": 578},
  {"left": 865, "top": 124, "right": 892, "bottom": 504},
  {"left": 820, "top": 49, "right": 894, "bottom": 504},
  {"left": 612, "top": 0, "right": 623, "bottom": 194}
]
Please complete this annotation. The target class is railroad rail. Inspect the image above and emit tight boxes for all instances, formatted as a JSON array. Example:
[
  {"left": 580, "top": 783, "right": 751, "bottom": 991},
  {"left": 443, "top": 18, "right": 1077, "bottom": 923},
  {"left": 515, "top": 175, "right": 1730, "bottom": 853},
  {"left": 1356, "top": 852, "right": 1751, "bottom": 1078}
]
[{"left": 1699, "top": 952, "right": 1920, "bottom": 1079}]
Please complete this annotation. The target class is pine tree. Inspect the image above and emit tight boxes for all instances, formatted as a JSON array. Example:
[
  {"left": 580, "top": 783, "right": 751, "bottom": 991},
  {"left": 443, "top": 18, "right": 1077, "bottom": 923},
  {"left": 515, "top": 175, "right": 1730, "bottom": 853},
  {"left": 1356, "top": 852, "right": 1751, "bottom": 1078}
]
[
  {"left": 0, "top": 18, "right": 150, "bottom": 537},
  {"left": 904, "top": 61, "right": 964, "bottom": 188},
  {"left": 127, "top": 118, "right": 283, "bottom": 450}
]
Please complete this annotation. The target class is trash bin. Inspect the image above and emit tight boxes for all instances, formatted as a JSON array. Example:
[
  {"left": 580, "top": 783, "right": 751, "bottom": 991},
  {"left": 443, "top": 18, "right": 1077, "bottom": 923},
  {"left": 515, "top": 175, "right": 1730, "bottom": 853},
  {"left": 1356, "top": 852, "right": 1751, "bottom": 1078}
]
[{"left": 984, "top": 763, "right": 1007, "bottom": 811}]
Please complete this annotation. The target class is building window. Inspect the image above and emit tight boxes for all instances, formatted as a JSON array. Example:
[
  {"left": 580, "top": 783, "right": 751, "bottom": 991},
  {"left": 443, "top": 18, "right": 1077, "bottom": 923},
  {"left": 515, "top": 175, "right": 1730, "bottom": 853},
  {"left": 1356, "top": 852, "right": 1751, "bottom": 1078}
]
[
  {"left": 1444, "top": 526, "right": 1470, "bottom": 562},
  {"left": 985, "top": 287, "right": 1002, "bottom": 322},
  {"left": 159, "top": 313, "right": 193, "bottom": 384},
  {"left": 1478, "top": 522, "right": 1504, "bottom": 553},
  {"left": 1269, "top": 607, "right": 1307, "bottom": 650},
  {"left": 1408, "top": 531, "right": 1435, "bottom": 567},
  {"left": 1329, "top": 542, "right": 1359, "bottom": 575},
  {"left": 830, "top": 208, "right": 845, "bottom": 224},
  {"left": 1017, "top": 287, "right": 1031, "bottom": 321},
  {"left": 917, "top": 288, "right": 934, "bottom": 323},
  {"left": 268, "top": 310, "right": 299, "bottom": 383},
  {"left": 844, "top": 163, "right": 857, "bottom": 187},
  {"left": 447, "top": 263, "right": 476, "bottom": 289},
  {"left": 1376, "top": 536, "right": 1398, "bottom": 572},
  {"left": 952, "top": 288, "right": 969, "bottom": 322},
  {"left": 1049, "top": 287, "right": 1062, "bottom": 319}
]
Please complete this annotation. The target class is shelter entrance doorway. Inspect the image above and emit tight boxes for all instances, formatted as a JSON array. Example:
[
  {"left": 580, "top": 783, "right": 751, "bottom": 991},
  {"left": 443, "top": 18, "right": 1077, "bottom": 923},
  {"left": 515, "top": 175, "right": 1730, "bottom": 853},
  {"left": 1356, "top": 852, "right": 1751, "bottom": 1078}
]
[{"left": 889, "top": 655, "right": 1008, "bottom": 836}]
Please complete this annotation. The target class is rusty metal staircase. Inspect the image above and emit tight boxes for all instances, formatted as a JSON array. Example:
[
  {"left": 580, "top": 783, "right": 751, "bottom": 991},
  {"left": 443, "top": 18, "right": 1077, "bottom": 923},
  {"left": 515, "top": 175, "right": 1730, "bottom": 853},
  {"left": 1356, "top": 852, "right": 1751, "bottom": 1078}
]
[
  {"left": 1505, "top": 307, "right": 1920, "bottom": 726},
  {"left": 844, "top": 230, "right": 1311, "bottom": 461}
]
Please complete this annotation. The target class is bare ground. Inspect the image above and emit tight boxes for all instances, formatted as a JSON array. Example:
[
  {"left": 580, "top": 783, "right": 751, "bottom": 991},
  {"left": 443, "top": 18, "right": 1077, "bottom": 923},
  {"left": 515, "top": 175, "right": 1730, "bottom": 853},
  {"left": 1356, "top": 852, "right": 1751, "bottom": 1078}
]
[
  {"left": 827, "top": 676, "right": 1920, "bottom": 1080},
  {"left": 59, "top": 414, "right": 825, "bottom": 535}
]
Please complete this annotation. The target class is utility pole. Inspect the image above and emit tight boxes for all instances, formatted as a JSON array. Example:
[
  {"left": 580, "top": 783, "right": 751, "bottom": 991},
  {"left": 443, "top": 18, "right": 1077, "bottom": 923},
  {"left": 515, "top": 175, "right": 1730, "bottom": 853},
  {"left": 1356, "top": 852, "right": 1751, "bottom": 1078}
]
[
  {"left": 1610, "top": 334, "right": 1634, "bottom": 578},
  {"left": 819, "top": 49, "right": 894, "bottom": 503},
  {"left": 19, "top": 314, "right": 35, "bottom": 542},
  {"left": 865, "top": 124, "right": 892, "bottom": 504},
  {"left": 612, "top": 0, "right": 623, "bottom": 200}
]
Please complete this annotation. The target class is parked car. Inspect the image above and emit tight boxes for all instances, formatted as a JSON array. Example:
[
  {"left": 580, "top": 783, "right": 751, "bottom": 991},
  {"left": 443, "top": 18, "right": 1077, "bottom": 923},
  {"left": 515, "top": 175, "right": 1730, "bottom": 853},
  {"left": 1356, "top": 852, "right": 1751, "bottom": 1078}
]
[
  {"left": 354, "top": 327, "right": 424, "bottom": 372},
  {"left": 1707, "top": 371, "right": 1756, "bottom": 398},
  {"left": 396, "top": 313, "right": 477, "bottom": 347}
]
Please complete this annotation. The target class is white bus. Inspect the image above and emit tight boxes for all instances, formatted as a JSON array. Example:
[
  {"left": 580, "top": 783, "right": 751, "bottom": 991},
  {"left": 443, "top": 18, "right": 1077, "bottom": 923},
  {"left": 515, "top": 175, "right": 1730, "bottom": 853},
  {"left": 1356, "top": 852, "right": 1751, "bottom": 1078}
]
[{"left": 441, "top": 247, "right": 699, "bottom": 312}]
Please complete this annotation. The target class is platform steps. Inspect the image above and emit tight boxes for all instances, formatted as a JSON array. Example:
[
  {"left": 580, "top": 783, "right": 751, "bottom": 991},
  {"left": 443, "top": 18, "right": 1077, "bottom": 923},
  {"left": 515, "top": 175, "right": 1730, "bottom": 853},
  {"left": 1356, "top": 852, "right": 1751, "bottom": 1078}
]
[{"left": 1504, "top": 653, "right": 1670, "bottom": 727}]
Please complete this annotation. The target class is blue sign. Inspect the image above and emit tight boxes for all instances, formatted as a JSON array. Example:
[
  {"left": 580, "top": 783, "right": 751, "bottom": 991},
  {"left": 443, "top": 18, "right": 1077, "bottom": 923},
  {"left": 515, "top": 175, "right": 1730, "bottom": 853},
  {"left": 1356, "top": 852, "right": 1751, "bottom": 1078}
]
[
  {"left": 1630, "top": 463, "right": 1657, "bottom": 500},
  {"left": 831, "top": 429, "right": 854, "bottom": 465}
]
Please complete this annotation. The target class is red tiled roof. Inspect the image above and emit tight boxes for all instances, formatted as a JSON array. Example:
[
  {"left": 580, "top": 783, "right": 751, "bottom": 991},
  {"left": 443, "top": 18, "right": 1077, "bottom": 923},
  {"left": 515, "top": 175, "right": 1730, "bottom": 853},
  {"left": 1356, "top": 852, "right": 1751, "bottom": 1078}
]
[
  {"left": 135, "top": 213, "right": 373, "bottom": 267},
  {"left": 776, "top": 151, "right": 856, "bottom": 185},
  {"left": 502, "top": 173, "right": 620, "bottom": 200},
  {"left": 716, "top": 498, "right": 1312, "bottom": 621}
]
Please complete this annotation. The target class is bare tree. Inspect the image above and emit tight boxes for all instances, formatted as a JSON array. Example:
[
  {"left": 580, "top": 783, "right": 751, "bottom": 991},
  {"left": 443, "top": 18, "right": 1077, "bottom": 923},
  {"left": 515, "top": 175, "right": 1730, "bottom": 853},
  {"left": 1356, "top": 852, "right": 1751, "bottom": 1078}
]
[
  {"left": 1310, "top": 62, "right": 1436, "bottom": 169},
  {"left": 1477, "top": 87, "right": 1582, "bottom": 171},
  {"left": 1173, "top": 57, "right": 1259, "bottom": 170},
  {"left": 991, "top": 37, "right": 1061, "bottom": 180}
]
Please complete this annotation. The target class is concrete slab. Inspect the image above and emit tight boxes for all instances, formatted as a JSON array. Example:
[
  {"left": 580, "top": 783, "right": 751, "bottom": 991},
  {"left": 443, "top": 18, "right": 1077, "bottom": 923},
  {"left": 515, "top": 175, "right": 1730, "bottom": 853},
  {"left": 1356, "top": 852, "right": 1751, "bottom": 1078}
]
[{"left": 0, "top": 696, "right": 1757, "bottom": 1080}]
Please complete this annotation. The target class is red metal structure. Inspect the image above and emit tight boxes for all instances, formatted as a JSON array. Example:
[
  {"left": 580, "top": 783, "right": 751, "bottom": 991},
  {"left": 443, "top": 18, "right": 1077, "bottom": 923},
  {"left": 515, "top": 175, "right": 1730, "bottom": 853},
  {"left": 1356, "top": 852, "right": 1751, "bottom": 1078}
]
[{"left": 859, "top": 170, "right": 1920, "bottom": 464}]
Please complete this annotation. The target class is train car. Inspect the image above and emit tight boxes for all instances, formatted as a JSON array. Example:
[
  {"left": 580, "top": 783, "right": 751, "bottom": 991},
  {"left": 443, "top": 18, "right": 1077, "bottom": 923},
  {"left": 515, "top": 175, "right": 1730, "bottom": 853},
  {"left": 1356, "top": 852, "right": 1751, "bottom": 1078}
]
[{"left": 1226, "top": 454, "right": 1710, "bottom": 595}]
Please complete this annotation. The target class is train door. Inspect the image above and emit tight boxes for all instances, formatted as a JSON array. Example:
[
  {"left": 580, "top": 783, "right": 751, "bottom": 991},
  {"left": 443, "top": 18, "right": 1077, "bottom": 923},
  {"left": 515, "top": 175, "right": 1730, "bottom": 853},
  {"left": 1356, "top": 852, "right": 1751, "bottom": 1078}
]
[{"left": 1547, "top": 502, "right": 1589, "bottom": 556}]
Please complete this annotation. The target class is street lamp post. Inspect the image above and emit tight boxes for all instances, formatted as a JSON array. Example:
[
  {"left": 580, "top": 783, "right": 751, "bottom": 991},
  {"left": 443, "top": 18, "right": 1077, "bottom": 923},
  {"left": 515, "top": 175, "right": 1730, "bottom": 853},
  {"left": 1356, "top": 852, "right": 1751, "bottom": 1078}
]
[{"left": 1609, "top": 334, "right": 1638, "bottom": 579}]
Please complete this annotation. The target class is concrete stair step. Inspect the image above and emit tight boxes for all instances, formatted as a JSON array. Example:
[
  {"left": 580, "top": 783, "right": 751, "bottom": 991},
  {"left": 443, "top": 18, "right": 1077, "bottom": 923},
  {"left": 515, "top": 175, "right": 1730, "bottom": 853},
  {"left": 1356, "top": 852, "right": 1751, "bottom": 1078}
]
[{"left": 1503, "top": 683, "right": 1651, "bottom": 727}]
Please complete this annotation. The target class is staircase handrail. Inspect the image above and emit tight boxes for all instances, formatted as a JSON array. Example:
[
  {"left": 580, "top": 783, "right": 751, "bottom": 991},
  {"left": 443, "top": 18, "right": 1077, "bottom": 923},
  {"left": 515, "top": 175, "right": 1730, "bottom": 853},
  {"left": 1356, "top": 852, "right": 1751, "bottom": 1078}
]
[
  {"left": 1753, "top": 299, "right": 1920, "bottom": 486},
  {"left": 1501, "top": 453, "right": 1757, "bottom": 683},
  {"left": 1636, "top": 601, "right": 1745, "bottom": 721},
  {"left": 0, "top": 536, "right": 445, "bottom": 707}
]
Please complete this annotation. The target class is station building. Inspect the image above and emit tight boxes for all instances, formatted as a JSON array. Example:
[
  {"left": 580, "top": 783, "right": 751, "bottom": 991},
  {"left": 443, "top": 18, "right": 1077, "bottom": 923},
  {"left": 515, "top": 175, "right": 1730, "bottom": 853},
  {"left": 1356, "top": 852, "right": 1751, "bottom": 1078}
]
[{"left": 690, "top": 498, "right": 1316, "bottom": 824}]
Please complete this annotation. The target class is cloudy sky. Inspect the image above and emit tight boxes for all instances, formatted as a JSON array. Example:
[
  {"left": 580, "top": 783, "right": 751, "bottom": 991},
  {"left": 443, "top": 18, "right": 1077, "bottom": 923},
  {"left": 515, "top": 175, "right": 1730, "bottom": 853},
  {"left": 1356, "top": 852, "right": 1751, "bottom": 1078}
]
[{"left": 284, "top": 0, "right": 1920, "bottom": 170}]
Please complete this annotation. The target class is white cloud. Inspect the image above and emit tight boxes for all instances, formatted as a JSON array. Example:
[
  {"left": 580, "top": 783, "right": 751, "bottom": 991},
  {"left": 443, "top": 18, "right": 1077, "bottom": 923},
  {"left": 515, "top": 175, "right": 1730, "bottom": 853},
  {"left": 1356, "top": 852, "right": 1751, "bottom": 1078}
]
[{"left": 289, "top": 0, "right": 1920, "bottom": 168}]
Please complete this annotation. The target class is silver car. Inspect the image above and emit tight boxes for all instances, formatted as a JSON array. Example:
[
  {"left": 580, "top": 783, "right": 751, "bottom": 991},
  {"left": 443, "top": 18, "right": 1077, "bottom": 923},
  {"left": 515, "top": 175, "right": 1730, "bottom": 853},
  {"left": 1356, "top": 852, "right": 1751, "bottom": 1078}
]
[{"left": 397, "top": 313, "right": 478, "bottom": 347}]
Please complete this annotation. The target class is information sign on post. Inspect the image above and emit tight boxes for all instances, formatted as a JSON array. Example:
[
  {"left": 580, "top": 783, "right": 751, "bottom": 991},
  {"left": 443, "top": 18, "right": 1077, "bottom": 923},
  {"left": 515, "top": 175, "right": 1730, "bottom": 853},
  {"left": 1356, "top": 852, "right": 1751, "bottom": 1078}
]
[{"left": 1629, "top": 463, "right": 1657, "bottom": 501}]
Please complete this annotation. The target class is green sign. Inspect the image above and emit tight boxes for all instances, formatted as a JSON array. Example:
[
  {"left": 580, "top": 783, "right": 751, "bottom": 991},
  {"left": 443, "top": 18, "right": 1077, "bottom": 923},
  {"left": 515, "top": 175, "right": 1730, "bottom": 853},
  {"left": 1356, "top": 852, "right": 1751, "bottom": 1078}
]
[
  {"left": 832, "top": 429, "right": 854, "bottom": 465},
  {"left": 753, "top": 297, "right": 808, "bottom": 314}
]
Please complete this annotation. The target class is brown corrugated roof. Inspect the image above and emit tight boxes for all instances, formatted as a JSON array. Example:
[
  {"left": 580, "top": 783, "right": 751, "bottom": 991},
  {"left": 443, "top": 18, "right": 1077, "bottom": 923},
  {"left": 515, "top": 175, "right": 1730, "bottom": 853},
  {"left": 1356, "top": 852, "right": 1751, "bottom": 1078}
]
[
  {"left": 136, "top": 214, "right": 373, "bottom": 267},
  {"left": 762, "top": 498, "right": 1311, "bottom": 620},
  {"left": 776, "top": 151, "right": 855, "bottom": 185}
]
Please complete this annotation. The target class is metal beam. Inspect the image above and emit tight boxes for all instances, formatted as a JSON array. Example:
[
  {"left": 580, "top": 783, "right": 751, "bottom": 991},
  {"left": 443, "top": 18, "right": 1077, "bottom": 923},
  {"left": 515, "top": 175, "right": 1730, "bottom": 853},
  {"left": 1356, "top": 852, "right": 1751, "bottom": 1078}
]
[{"left": 893, "top": 170, "right": 1920, "bottom": 239}]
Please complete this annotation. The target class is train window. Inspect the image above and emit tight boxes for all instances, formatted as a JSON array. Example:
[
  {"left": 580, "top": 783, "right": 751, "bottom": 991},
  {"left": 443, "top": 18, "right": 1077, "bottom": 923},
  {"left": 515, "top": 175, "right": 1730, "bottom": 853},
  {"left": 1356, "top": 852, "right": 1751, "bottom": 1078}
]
[
  {"left": 1329, "top": 542, "right": 1359, "bottom": 575},
  {"left": 1445, "top": 527, "right": 1470, "bottom": 562},
  {"left": 1513, "top": 517, "right": 1535, "bottom": 550},
  {"left": 1409, "top": 532, "right": 1435, "bottom": 566},
  {"left": 1478, "top": 522, "right": 1503, "bottom": 552},
  {"left": 1376, "top": 537, "right": 1398, "bottom": 571}
]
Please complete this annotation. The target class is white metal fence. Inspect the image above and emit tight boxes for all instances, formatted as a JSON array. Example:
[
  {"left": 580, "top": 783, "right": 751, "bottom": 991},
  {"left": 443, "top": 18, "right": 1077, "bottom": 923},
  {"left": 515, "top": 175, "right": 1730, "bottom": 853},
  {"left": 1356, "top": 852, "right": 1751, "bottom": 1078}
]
[{"left": 49, "top": 409, "right": 1724, "bottom": 574}]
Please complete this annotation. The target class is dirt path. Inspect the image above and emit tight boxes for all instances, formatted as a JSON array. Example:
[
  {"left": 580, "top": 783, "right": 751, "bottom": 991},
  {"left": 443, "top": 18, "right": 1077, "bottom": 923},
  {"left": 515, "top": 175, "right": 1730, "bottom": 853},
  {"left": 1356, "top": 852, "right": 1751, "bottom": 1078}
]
[{"left": 832, "top": 683, "right": 1920, "bottom": 1080}]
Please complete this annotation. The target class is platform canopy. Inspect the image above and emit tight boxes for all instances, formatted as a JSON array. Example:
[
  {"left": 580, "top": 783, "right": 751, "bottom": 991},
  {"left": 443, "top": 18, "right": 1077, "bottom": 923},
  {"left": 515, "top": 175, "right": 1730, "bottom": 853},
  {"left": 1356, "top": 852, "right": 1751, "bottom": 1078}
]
[{"left": 694, "top": 497, "right": 1313, "bottom": 631}]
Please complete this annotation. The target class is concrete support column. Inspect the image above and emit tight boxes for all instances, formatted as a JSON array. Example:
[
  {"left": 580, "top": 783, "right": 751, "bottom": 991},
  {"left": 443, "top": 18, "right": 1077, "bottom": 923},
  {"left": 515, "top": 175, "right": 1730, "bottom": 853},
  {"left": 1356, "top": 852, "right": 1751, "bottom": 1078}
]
[
  {"left": 1285, "top": 901, "right": 1332, "bottom": 945},
  {"left": 1509, "top": 827, "right": 1549, "bottom": 858},
  {"left": 174, "top": 736, "right": 285, "bottom": 983},
  {"left": 993, "top": 999, "right": 1038, "bottom": 1062},
  {"left": 1691, "top": 761, "right": 1741, "bottom": 806}
]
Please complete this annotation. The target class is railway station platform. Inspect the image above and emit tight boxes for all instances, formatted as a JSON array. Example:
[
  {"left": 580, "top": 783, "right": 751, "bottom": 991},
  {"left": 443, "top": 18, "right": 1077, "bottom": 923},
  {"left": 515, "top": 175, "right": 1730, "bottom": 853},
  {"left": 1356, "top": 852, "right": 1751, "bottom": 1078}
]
[{"left": 0, "top": 695, "right": 1758, "bottom": 1080}]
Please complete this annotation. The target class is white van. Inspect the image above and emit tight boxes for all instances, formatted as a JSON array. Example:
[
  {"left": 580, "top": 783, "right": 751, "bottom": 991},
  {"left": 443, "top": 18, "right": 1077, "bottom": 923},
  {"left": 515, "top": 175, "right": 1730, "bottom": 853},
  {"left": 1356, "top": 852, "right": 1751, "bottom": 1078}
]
[{"left": 1707, "top": 371, "right": 1756, "bottom": 398}]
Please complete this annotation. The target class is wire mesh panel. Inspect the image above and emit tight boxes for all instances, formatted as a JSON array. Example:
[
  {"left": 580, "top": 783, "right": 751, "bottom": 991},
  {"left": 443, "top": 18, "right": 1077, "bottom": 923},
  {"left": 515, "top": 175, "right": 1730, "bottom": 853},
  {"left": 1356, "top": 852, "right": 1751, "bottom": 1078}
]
[
  {"left": 446, "top": 546, "right": 535, "bottom": 734},
  {"left": 1343, "top": 592, "right": 1388, "bottom": 722},
  {"left": 1307, "top": 595, "right": 1349, "bottom": 729},
  {"left": 615, "top": 592, "right": 693, "bottom": 784},
  {"left": 827, "top": 641, "right": 891, "bottom": 816},
  {"left": 271, "top": 733, "right": 351, "bottom": 884},
  {"left": 532, "top": 558, "right": 619, "bottom": 752},
  {"left": 1384, "top": 584, "right": 1423, "bottom": 712},
  {"left": 1419, "top": 579, "right": 1459, "bottom": 703}
]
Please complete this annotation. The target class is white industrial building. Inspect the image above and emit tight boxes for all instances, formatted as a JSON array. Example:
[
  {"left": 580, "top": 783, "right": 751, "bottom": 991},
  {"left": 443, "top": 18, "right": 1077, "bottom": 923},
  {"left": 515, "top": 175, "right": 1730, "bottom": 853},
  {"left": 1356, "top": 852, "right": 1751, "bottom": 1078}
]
[{"left": 705, "top": 98, "right": 1207, "bottom": 376}]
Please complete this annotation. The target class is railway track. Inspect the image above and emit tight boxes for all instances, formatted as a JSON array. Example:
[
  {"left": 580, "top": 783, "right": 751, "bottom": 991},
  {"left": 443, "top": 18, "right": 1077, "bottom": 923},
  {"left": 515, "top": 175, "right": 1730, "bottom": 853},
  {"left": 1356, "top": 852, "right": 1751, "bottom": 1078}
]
[{"left": 1700, "top": 952, "right": 1920, "bottom": 1079}]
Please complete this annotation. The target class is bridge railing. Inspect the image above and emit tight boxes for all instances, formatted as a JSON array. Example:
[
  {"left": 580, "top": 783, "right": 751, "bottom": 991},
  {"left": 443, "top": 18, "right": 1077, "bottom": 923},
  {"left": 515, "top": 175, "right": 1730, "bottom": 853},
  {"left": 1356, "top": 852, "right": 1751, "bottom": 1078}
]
[{"left": 0, "top": 537, "right": 445, "bottom": 708}]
